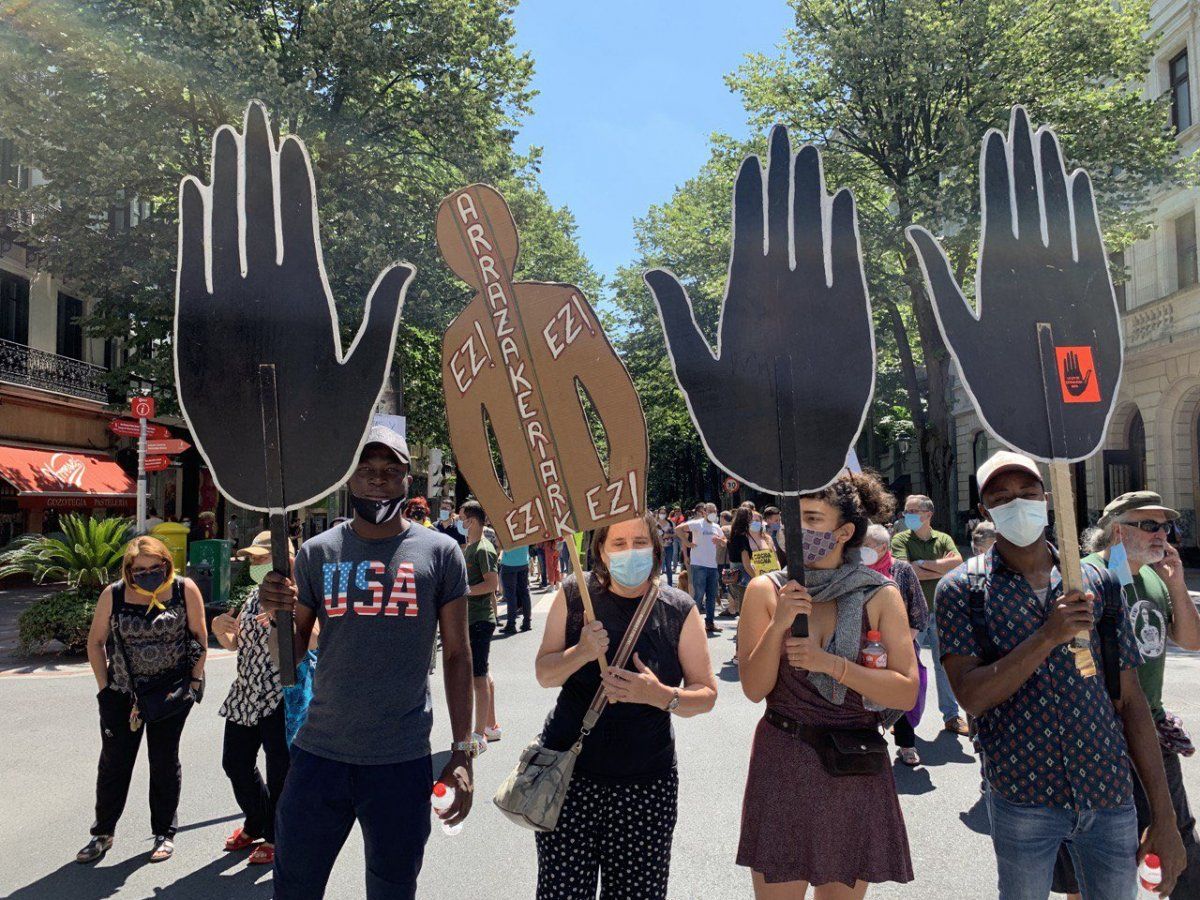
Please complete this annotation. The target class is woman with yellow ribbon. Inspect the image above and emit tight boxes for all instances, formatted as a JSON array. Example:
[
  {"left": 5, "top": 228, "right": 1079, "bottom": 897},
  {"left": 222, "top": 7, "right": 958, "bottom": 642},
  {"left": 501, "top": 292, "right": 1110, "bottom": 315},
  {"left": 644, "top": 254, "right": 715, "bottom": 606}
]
[{"left": 78, "top": 535, "right": 207, "bottom": 865}]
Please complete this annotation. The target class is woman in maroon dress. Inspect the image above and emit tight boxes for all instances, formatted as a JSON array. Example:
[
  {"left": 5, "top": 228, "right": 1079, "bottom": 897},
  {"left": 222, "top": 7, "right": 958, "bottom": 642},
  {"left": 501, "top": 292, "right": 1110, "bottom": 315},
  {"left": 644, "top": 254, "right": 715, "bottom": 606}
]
[{"left": 736, "top": 471, "right": 919, "bottom": 898}]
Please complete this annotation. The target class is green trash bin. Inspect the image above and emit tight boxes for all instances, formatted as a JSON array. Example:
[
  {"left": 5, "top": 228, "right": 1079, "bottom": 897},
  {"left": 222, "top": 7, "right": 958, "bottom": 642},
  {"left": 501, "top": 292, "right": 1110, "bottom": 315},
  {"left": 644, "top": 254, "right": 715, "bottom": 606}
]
[{"left": 189, "top": 539, "right": 232, "bottom": 609}]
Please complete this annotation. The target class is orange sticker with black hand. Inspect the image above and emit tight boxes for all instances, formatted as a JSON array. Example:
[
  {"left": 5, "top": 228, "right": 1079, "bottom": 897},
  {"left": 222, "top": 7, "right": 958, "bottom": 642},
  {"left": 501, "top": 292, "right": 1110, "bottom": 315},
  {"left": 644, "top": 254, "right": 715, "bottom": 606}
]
[{"left": 1055, "top": 346, "right": 1101, "bottom": 404}]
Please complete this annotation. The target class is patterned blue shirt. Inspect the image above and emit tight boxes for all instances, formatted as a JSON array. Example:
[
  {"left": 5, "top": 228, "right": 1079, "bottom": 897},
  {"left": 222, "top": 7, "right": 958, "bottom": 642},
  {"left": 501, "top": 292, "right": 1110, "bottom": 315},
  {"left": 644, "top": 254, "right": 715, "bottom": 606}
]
[{"left": 936, "top": 545, "right": 1142, "bottom": 810}]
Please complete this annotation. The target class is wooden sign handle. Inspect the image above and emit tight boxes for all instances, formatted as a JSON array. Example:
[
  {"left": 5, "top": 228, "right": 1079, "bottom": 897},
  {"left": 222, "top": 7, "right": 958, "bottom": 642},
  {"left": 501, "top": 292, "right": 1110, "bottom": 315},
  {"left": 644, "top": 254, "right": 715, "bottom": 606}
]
[
  {"left": 783, "top": 494, "right": 808, "bottom": 637},
  {"left": 565, "top": 534, "right": 606, "bottom": 668},
  {"left": 259, "top": 364, "right": 296, "bottom": 687},
  {"left": 1036, "top": 324, "right": 1096, "bottom": 678}
]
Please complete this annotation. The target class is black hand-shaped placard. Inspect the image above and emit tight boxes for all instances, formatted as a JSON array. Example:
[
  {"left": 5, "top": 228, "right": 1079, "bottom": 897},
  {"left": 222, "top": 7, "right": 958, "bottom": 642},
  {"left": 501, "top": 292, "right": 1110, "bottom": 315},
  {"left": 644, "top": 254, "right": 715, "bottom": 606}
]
[
  {"left": 646, "top": 126, "right": 875, "bottom": 496},
  {"left": 906, "top": 106, "right": 1123, "bottom": 462},
  {"left": 174, "top": 102, "right": 412, "bottom": 511}
]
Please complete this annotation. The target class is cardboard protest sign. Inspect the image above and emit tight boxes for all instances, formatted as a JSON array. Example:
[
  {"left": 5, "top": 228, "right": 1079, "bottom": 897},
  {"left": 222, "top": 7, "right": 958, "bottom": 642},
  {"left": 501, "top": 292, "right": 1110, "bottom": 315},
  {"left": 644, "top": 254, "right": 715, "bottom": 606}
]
[
  {"left": 646, "top": 126, "right": 874, "bottom": 499},
  {"left": 174, "top": 102, "right": 411, "bottom": 680},
  {"left": 907, "top": 106, "right": 1124, "bottom": 675},
  {"left": 907, "top": 106, "right": 1122, "bottom": 463},
  {"left": 437, "top": 183, "right": 648, "bottom": 555},
  {"left": 646, "top": 126, "right": 875, "bottom": 634}
]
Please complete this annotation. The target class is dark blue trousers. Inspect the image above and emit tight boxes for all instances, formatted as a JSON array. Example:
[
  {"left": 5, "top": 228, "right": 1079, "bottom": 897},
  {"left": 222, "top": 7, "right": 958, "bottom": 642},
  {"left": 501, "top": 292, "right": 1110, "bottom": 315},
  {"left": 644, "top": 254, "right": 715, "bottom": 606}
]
[{"left": 273, "top": 747, "right": 432, "bottom": 900}]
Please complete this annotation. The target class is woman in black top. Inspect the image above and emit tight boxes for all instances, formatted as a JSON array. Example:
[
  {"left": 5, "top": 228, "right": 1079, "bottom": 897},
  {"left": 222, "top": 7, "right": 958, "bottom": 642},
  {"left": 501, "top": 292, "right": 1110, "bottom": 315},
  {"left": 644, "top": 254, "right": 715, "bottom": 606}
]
[
  {"left": 534, "top": 512, "right": 718, "bottom": 899},
  {"left": 78, "top": 536, "right": 207, "bottom": 865}
]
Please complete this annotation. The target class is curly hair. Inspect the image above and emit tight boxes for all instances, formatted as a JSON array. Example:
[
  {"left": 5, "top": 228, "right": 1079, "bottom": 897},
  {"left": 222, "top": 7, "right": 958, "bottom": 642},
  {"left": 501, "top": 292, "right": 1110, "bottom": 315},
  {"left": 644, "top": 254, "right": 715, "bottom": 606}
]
[{"left": 802, "top": 470, "right": 896, "bottom": 548}]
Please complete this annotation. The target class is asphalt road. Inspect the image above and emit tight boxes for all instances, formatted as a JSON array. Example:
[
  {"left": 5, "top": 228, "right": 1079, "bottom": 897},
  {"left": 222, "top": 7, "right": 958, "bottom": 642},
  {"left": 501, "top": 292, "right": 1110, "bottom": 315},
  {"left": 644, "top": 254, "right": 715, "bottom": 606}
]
[{"left": 2, "top": 583, "right": 1198, "bottom": 899}]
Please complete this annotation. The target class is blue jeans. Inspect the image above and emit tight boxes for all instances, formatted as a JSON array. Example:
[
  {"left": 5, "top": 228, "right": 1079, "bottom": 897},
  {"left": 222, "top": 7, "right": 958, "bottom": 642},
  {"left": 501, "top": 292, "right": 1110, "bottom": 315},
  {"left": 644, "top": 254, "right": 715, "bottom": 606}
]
[
  {"left": 690, "top": 565, "right": 719, "bottom": 625},
  {"left": 923, "top": 617, "right": 961, "bottom": 721},
  {"left": 662, "top": 543, "right": 675, "bottom": 586},
  {"left": 274, "top": 747, "right": 432, "bottom": 900},
  {"left": 987, "top": 790, "right": 1138, "bottom": 900}
]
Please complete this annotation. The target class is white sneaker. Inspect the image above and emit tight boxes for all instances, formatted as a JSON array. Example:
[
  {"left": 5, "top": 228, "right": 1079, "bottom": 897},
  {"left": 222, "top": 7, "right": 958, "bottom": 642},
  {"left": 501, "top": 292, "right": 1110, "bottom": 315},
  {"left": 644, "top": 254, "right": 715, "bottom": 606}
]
[
  {"left": 484, "top": 724, "right": 502, "bottom": 742},
  {"left": 471, "top": 732, "right": 488, "bottom": 755}
]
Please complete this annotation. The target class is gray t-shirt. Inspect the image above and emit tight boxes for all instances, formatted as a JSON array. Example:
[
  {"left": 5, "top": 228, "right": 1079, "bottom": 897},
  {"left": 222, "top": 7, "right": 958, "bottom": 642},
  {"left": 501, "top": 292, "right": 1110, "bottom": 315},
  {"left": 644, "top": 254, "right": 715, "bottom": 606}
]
[{"left": 293, "top": 521, "right": 468, "bottom": 765}]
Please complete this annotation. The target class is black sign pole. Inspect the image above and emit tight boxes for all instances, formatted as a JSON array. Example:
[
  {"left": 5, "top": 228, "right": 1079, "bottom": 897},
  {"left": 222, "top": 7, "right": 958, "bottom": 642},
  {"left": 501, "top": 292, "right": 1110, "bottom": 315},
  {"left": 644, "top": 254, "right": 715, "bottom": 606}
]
[
  {"left": 775, "top": 354, "right": 808, "bottom": 637},
  {"left": 1035, "top": 323, "right": 1096, "bottom": 678},
  {"left": 259, "top": 363, "right": 296, "bottom": 686}
]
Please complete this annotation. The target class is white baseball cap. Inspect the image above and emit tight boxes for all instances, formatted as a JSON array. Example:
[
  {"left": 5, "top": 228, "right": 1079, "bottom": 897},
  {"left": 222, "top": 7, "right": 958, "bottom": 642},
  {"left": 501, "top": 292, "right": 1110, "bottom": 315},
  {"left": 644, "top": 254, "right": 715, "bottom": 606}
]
[{"left": 977, "top": 450, "right": 1043, "bottom": 495}]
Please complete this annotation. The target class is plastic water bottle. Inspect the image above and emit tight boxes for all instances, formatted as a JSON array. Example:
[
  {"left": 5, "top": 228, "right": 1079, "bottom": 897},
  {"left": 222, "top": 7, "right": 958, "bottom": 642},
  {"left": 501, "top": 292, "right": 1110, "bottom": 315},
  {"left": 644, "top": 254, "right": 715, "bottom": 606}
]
[
  {"left": 430, "top": 782, "right": 462, "bottom": 835},
  {"left": 1139, "top": 854, "right": 1162, "bottom": 892},
  {"left": 861, "top": 630, "right": 888, "bottom": 669}
]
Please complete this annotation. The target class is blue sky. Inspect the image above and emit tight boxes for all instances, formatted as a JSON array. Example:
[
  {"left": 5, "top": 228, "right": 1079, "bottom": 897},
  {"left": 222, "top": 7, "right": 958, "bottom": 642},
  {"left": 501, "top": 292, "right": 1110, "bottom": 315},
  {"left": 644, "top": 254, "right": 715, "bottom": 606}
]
[{"left": 511, "top": 1, "right": 794, "bottom": 288}]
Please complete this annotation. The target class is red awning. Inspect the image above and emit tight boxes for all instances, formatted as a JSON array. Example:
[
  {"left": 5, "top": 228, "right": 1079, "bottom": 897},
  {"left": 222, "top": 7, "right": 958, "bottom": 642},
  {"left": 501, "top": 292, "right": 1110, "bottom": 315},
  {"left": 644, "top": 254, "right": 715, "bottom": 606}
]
[{"left": 0, "top": 445, "right": 136, "bottom": 509}]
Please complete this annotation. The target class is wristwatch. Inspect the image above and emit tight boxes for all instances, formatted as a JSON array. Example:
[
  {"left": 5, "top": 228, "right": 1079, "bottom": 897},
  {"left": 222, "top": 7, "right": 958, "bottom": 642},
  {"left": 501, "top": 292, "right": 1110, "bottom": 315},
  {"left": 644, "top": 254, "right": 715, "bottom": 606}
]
[{"left": 666, "top": 688, "right": 680, "bottom": 713}]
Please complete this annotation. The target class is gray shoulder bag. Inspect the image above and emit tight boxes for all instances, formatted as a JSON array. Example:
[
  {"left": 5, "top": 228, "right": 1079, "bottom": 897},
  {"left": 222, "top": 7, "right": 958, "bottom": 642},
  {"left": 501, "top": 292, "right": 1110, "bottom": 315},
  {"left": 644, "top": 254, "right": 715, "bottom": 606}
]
[{"left": 493, "top": 578, "right": 660, "bottom": 832}]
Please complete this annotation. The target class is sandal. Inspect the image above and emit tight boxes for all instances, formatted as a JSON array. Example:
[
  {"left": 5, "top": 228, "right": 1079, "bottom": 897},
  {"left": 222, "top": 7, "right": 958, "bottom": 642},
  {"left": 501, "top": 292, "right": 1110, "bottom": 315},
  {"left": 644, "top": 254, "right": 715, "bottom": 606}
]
[
  {"left": 150, "top": 836, "right": 174, "bottom": 863},
  {"left": 897, "top": 747, "right": 921, "bottom": 767},
  {"left": 224, "top": 827, "right": 256, "bottom": 852},
  {"left": 76, "top": 835, "right": 112, "bottom": 864},
  {"left": 247, "top": 843, "right": 274, "bottom": 866}
]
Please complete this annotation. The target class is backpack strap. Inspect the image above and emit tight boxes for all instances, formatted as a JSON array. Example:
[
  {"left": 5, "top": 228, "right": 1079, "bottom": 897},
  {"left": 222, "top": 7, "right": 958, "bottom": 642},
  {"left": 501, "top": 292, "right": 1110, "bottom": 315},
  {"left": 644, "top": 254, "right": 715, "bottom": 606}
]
[
  {"left": 1082, "top": 561, "right": 1123, "bottom": 704},
  {"left": 965, "top": 555, "right": 999, "bottom": 664}
]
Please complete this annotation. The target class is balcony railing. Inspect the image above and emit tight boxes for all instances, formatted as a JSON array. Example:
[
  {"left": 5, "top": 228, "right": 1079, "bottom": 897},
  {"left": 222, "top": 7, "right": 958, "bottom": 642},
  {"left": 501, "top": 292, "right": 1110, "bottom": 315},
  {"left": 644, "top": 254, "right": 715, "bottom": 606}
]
[{"left": 0, "top": 338, "right": 108, "bottom": 402}]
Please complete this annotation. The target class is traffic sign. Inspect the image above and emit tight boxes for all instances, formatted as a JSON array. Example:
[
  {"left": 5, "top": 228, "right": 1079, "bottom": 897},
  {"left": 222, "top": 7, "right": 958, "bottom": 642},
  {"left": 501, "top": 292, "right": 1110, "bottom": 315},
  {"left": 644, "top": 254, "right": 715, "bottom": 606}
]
[
  {"left": 722, "top": 476, "right": 740, "bottom": 495},
  {"left": 145, "top": 438, "right": 191, "bottom": 456},
  {"left": 109, "top": 418, "right": 171, "bottom": 440},
  {"left": 143, "top": 455, "right": 172, "bottom": 472},
  {"left": 130, "top": 396, "right": 155, "bottom": 419}
]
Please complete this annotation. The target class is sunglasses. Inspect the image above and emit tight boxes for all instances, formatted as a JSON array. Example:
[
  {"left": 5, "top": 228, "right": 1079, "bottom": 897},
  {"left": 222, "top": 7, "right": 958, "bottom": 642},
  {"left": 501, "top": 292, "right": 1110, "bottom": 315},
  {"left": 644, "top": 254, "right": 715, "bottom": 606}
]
[
  {"left": 1121, "top": 519, "right": 1174, "bottom": 535},
  {"left": 130, "top": 563, "right": 168, "bottom": 576}
]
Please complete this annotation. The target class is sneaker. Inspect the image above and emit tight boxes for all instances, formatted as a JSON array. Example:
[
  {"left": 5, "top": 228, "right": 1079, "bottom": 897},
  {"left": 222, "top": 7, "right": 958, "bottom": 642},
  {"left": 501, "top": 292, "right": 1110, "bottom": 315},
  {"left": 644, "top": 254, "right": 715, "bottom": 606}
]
[
  {"left": 472, "top": 732, "right": 488, "bottom": 755},
  {"left": 897, "top": 747, "right": 921, "bottom": 767},
  {"left": 76, "top": 835, "right": 112, "bottom": 864},
  {"left": 484, "top": 724, "right": 502, "bottom": 742},
  {"left": 944, "top": 716, "right": 970, "bottom": 736}
]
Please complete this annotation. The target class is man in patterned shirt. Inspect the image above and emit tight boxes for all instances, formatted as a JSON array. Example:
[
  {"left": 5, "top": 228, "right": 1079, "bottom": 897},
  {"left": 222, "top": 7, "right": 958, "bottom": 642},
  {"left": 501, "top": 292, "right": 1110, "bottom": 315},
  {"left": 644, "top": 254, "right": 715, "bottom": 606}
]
[{"left": 936, "top": 450, "right": 1185, "bottom": 899}]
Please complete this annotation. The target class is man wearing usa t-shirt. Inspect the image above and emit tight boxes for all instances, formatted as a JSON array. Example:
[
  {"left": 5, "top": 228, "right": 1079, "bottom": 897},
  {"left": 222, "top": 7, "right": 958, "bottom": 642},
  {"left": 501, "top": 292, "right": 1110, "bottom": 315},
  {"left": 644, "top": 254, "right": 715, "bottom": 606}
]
[{"left": 260, "top": 425, "right": 474, "bottom": 900}]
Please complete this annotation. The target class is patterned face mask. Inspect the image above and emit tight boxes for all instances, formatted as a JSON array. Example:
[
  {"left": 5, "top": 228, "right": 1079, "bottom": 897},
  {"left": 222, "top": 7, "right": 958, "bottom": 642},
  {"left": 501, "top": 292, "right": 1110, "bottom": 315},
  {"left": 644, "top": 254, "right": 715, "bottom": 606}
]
[{"left": 802, "top": 528, "right": 839, "bottom": 565}]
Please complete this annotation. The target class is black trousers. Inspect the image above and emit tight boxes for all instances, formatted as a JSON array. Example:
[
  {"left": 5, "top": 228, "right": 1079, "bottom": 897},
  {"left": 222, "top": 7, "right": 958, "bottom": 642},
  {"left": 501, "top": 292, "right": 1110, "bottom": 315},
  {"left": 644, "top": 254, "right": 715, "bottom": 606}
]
[
  {"left": 1135, "top": 747, "right": 1200, "bottom": 899},
  {"left": 222, "top": 706, "right": 290, "bottom": 843},
  {"left": 892, "top": 714, "right": 916, "bottom": 750},
  {"left": 92, "top": 686, "right": 190, "bottom": 838},
  {"left": 501, "top": 564, "right": 531, "bottom": 629}
]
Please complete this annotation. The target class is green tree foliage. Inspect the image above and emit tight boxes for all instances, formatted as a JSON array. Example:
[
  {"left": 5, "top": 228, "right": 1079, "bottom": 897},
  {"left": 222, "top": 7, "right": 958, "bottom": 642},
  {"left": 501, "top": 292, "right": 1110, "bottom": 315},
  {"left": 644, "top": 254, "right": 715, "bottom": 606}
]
[
  {"left": 0, "top": 0, "right": 597, "bottom": 451},
  {"left": 614, "top": 0, "right": 1184, "bottom": 519}
]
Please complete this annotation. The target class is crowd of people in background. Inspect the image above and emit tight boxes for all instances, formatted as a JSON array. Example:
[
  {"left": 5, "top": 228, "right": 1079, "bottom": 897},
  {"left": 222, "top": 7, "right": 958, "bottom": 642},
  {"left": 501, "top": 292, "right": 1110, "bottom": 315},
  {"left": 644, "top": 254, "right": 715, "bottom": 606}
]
[{"left": 70, "top": 426, "right": 1200, "bottom": 899}]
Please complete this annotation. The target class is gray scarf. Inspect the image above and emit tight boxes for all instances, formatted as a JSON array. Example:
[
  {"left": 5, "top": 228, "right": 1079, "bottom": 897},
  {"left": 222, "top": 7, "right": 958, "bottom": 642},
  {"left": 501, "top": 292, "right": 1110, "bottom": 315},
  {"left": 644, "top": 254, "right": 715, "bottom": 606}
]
[{"left": 771, "top": 548, "right": 891, "bottom": 706}]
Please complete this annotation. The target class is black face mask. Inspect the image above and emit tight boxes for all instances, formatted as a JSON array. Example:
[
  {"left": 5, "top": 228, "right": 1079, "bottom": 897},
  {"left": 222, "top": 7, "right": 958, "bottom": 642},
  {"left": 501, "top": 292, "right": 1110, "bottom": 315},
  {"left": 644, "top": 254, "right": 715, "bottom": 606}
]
[
  {"left": 132, "top": 567, "right": 169, "bottom": 594},
  {"left": 350, "top": 493, "right": 406, "bottom": 525}
]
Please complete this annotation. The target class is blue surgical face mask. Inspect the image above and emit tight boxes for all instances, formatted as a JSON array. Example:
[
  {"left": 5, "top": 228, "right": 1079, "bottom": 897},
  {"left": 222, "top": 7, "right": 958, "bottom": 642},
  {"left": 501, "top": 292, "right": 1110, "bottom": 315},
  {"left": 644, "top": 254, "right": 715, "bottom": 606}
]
[
  {"left": 903, "top": 512, "right": 924, "bottom": 532},
  {"left": 1108, "top": 542, "right": 1134, "bottom": 587},
  {"left": 607, "top": 547, "right": 655, "bottom": 588},
  {"left": 750, "top": 521, "right": 763, "bottom": 533},
  {"left": 455, "top": 520, "right": 468, "bottom": 537},
  {"left": 438, "top": 509, "right": 450, "bottom": 522}
]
